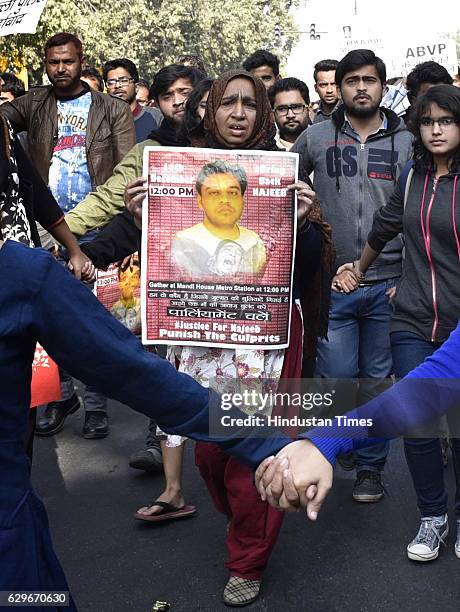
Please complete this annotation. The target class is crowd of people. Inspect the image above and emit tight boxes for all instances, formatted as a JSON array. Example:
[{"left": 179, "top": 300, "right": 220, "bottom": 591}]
[{"left": 1, "top": 30, "right": 460, "bottom": 609}]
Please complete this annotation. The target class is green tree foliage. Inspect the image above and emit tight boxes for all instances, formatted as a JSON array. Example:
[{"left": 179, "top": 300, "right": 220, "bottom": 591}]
[{"left": 0, "top": 0, "right": 299, "bottom": 82}]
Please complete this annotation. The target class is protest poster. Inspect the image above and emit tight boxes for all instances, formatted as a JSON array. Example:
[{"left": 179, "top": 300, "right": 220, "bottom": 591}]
[
  {"left": 0, "top": 0, "right": 47, "bottom": 36},
  {"left": 30, "top": 344, "right": 60, "bottom": 408},
  {"left": 95, "top": 255, "right": 141, "bottom": 336},
  {"left": 141, "top": 147, "right": 298, "bottom": 350}
]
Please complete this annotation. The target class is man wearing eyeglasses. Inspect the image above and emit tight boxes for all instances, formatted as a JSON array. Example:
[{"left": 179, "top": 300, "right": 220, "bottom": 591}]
[
  {"left": 103, "top": 58, "right": 163, "bottom": 143},
  {"left": 268, "top": 77, "right": 311, "bottom": 151}
]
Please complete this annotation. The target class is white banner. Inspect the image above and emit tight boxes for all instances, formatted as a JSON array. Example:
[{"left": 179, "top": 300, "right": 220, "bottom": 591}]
[
  {"left": 336, "top": 30, "right": 458, "bottom": 78},
  {"left": 387, "top": 39, "right": 458, "bottom": 77},
  {"left": 0, "top": 0, "right": 47, "bottom": 36}
]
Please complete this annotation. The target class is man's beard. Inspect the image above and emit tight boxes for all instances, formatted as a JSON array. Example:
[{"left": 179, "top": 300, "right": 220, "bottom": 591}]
[
  {"left": 345, "top": 100, "right": 381, "bottom": 119},
  {"left": 126, "top": 92, "right": 137, "bottom": 105},
  {"left": 279, "top": 121, "right": 306, "bottom": 140}
]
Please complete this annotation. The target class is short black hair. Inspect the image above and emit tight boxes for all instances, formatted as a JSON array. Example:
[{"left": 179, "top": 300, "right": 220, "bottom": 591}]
[
  {"left": 176, "top": 54, "right": 207, "bottom": 74},
  {"left": 313, "top": 59, "right": 338, "bottom": 82},
  {"left": 0, "top": 72, "right": 26, "bottom": 98},
  {"left": 150, "top": 64, "right": 205, "bottom": 102},
  {"left": 102, "top": 58, "right": 139, "bottom": 83},
  {"left": 44, "top": 32, "right": 83, "bottom": 58},
  {"left": 242, "top": 49, "right": 280, "bottom": 77},
  {"left": 137, "top": 78, "right": 150, "bottom": 89},
  {"left": 196, "top": 160, "right": 248, "bottom": 196},
  {"left": 406, "top": 61, "right": 453, "bottom": 103},
  {"left": 81, "top": 67, "right": 104, "bottom": 92},
  {"left": 335, "top": 49, "right": 386, "bottom": 87},
  {"left": 268, "top": 77, "right": 310, "bottom": 107}
]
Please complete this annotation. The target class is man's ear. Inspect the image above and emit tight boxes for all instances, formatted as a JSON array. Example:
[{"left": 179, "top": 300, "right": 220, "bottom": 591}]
[{"left": 197, "top": 193, "right": 203, "bottom": 211}]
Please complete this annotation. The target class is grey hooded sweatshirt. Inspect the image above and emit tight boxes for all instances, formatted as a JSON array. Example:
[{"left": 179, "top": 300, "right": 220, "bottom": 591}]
[
  {"left": 368, "top": 167, "right": 460, "bottom": 343},
  {"left": 292, "top": 105, "right": 413, "bottom": 280}
]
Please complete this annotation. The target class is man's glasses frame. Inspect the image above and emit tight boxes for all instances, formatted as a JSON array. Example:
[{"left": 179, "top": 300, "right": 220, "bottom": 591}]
[
  {"left": 273, "top": 103, "right": 308, "bottom": 116},
  {"left": 106, "top": 77, "right": 136, "bottom": 88}
]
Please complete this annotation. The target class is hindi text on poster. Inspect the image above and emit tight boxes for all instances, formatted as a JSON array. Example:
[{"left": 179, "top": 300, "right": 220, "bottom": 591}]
[{"left": 141, "top": 148, "right": 298, "bottom": 349}]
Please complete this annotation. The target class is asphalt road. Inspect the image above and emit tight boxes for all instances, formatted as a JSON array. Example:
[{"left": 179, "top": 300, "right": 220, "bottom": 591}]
[{"left": 32, "top": 397, "right": 460, "bottom": 612}]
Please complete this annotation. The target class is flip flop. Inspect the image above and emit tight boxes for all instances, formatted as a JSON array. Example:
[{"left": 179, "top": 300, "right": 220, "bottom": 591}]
[{"left": 134, "top": 501, "right": 197, "bottom": 523}]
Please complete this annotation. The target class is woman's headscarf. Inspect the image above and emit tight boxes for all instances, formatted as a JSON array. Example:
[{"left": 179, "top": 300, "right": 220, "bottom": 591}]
[{"left": 190, "top": 69, "right": 277, "bottom": 150}]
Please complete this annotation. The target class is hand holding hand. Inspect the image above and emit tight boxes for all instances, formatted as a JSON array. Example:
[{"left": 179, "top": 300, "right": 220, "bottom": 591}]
[
  {"left": 67, "top": 250, "right": 95, "bottom": 282},
  {"left": 255, "top": 439, "right": 333, "bottom": 520},
  {"left": 332, "top": 261, "right": 363, "bottom": 293},
  {"left": 332, "top": 269, "right": 359, "bottom": 293}
]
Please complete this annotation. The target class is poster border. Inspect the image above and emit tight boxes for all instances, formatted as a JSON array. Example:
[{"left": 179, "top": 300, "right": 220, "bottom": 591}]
[{"left": 141, "top": 146, "right": 299, "bottom": 350}]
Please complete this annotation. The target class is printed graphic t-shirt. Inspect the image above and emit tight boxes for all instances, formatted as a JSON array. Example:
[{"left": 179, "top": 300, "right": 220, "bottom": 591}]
[{"left": 48, "top": 90, "right": 92, "bottom": 213}]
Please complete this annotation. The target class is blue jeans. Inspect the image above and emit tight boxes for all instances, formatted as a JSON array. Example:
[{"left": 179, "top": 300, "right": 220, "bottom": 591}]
[
  {"left": 391, "top": 330, "right": 460, "bottom": 517},
  {"left": 316, "top": 280, "right": 397, "bottom": 472}
]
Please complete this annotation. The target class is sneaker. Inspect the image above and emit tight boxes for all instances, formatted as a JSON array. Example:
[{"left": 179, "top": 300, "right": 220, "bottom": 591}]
[
  {"left": 455, "top": 520, "right": 460, "bottom": 559},
  {"left": 407, "top": 514, "right": 448, "bottom": 562},
  {"left": 35, "top": 393, "right": 81, "bottom": 436},
  {"left": 223, "top": 576, "right": 261, "bottom": 607},
  {"left": 352, "top": 470, "right": 384, "bottom": 502}
]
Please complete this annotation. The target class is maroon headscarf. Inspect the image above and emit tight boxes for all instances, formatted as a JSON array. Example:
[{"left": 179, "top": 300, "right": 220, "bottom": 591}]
[{"left": 190, "top": 69, "right": 277, "bottom": 150}]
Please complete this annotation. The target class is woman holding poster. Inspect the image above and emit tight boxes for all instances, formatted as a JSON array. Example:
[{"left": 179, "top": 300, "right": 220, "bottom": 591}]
[{"left": 130, "top": 70, "right": 334, "bottom": 607}]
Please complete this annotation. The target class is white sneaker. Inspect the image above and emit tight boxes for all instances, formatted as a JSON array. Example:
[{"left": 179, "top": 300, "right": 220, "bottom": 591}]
[{"left": 407, "top": 514, "right": 448, "bottom": 562}]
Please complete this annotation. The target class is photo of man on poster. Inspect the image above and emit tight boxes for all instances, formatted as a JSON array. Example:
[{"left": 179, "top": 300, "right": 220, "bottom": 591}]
[{"left": 171, "top": 159, "right": 266, "bottom": 277}]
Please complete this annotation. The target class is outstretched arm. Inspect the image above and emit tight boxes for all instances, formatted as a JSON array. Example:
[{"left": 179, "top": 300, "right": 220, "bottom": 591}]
[
  {"left": 257, "top": 323, "right": 460, "bottom": 516},
  {"left": 31, "top": 248, "right": 292, "bottom": 467}
]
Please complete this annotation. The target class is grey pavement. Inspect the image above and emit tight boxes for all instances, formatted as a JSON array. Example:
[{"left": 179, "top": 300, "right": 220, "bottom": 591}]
[{"left": 32, "top": 398, "right": 460, "bottom": 612}]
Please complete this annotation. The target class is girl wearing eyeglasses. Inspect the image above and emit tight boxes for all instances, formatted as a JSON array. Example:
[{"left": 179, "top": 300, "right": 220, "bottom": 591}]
[{"left": 334, "top": 84, "right": 460, "bottom": 563}]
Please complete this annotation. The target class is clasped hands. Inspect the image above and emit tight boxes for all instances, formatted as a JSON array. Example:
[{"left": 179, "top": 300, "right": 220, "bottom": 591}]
[
  {"left": 255, "top": 440, "right": 333, "bottom": 520},
  {"left": 332, "top": 262, "right": 396, "bottom": 301},
  {"left": 331, "top": 261, "right": 361, "bottom": 293}
]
